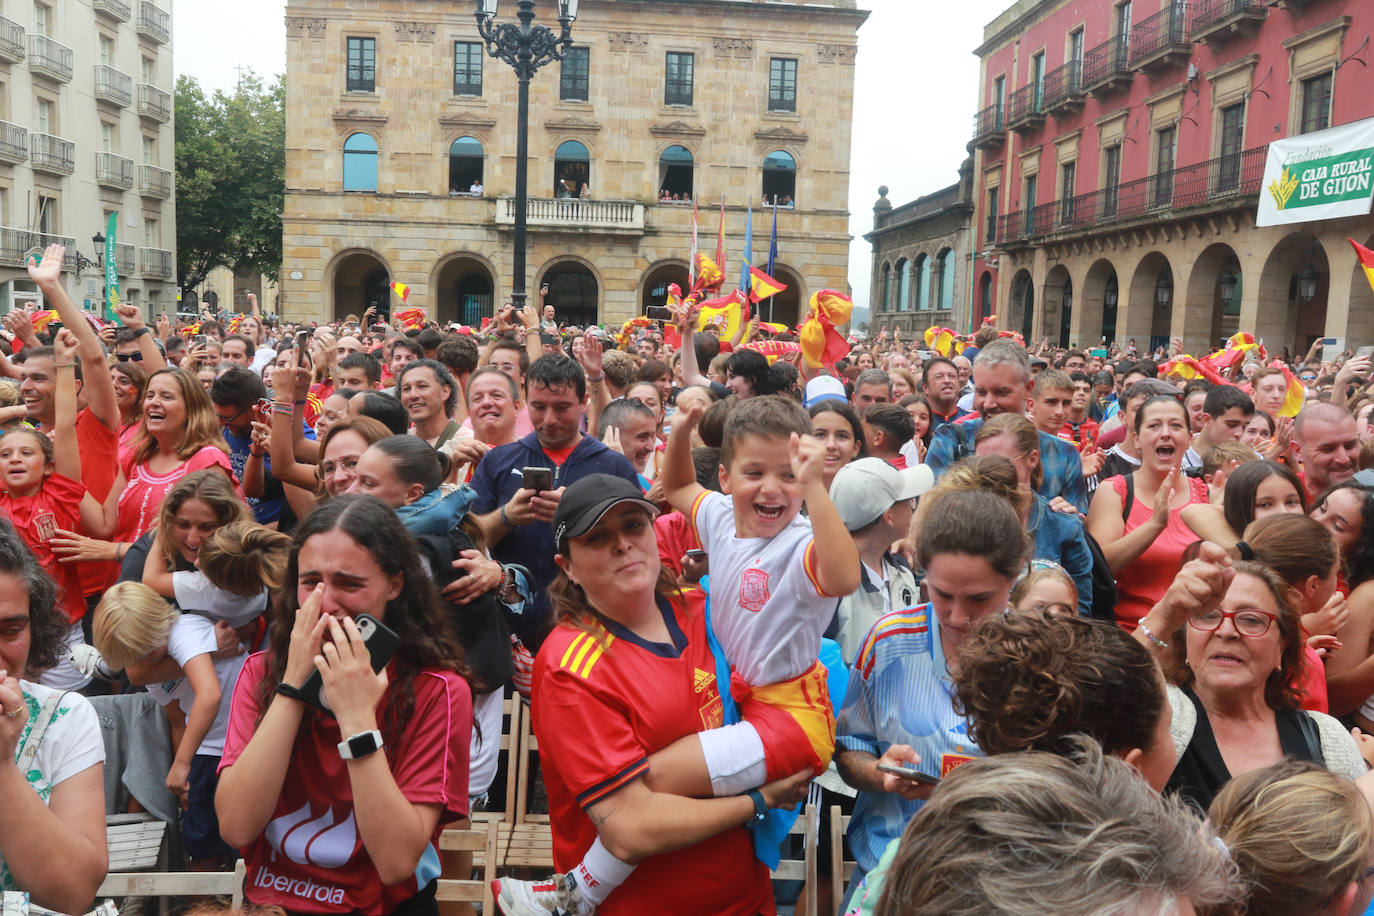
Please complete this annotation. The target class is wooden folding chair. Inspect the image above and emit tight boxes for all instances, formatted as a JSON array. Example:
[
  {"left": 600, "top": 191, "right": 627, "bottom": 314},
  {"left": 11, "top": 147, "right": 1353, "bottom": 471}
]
[
  {"left": 828, "top": 804, "right": 857, "bottom": 907},
  {"left": 507, "top": 698, "right": 553, "bottom": 869},
  {"left": 471, "top": 693, "right": 521, "bottom": 828},
  {"left": 96, "top": 859, "right": 245, "bottom": 910},
  {"left": 770, "top": 804, "right": 820, "bottom": 915},
  {"left": 437, "top": 820, "right": 500, "bottom": 912}
]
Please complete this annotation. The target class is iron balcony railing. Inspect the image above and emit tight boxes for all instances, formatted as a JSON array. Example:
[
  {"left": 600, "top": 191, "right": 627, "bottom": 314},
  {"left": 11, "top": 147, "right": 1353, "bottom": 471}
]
[
  {"left": 0, "top": 228, "right": 75, "bottom": 268},
  {"left": 138, "top": 164, "right": 172, "bottom": 198},
  {"left": 94, "top": 64, "right": 133, "bottom": 107},
  {"left": 996, "top": 145, "right": 1268, "bottom": 244},
  {"left": 1041, "top": 59, "right": 1084, "bottom": 110},
  {"left": 1006, "top": 82, "right": 1044, "bottom": 127},
  {"left": 136, "top": 1, "right": 169, "bottom": 43},
  {"left": 92, "top": 0, "right": 131, "bottom": 21},
  {"left": 95, "top": 152, "right": 135, "bottom": 189},
  {"left": 1083, "top": 34, "right": 1130, "bottom": 86},
  {"left": 30, "top": 133, "right": 74, "bottom": 174},
  {"left": 1130, "top": 2, "right": 1189, "bottom": 66},
  {"left": 0, "top": 15, "right": 24, "bottom": 63},
  {"left": 973, "top": 103, "right": 1006, "bottom": 145},
  {"left": 137, "top": 83, "right": 171, "bottom": 121},
  {"left": 28, "top": 34, "right": 72, "bottom": 82},
  {"left": 1190, "top": 0, "right": 1267, "bottom": 38},
  {"left": 141, "top": 247, "right": 173, "bottom": 278},
  {"left": 0, "top": 120, "right": 27, "bottom": 163}
]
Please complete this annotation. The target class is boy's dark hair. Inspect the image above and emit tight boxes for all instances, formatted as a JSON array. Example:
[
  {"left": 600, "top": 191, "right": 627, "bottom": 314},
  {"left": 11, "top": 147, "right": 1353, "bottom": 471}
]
[
  {"left": 698, "top": 396, "right": 733, "bottom": 449},
  {"left": 1203, "top": 384, "right": 1255, "bottom": 419},
  {"left": 694, "top": 331, "right": 721, "bottom": 370},
  {"left": 863, "top": 403, "right": 916, "bottom": 446},
  {"left": 639, "top": 359, "right": 671, "bottom": 383},
  {"left": 338, "top": 351, "right": 382, "bottom": 385},
  {"left": 720, "top": 395, "right": 813, "bottom": 468},
  {"left": 772, "top": 361, "right": 800, "bottom": 398},
  {"left": 527, "top": 353, "right": 586, "bottom": 401},
  {"left": 164, "top": 335, "right": 185, "bottom": 356},
  {"left": 436, "top": 335, "right": 480, "bottom": 377},
  {"left": 210, "top": 365, "right": 266, "bottom": 408},
  {"left": 417, "top": 327, "right": 444, "bottom": 352},
  {"left": 354, "top": 390, "right": 410, "bottom": 435},
  {"left": 391, "top": 336, "right": 425, "bottom": 359},
  {"left": 396, "top": 358, "right": 459, "bottom": 416},
  {"left": 692, "top": 446, "right": 723, "bottom": 492},
  {"left": 201, "top": 320, "right": 223, "bottom": 337},
  {"left": 223, "top": 333, "right": 256, "bottom": 358},
  {"left": 489, "top": 338, "right": 531, "bottom": 377},
  {"left": 596, "top": 398, "right": 655, "bottom": 440},
  {"left": 1069, "top": 371, "right": 1093, "bottom": 386}
]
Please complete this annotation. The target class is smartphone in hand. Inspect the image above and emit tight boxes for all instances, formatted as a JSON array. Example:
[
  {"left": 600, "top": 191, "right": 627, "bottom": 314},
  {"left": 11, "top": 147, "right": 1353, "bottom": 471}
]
[
  {"left": 876, "top": 762, "right": 940, "bottom": 785},
  {"left": 522, "top": 466, "right": 553, "bottom": 492},
  {"left": 295, "top": 614, "right": 400, "bottom": 715}
]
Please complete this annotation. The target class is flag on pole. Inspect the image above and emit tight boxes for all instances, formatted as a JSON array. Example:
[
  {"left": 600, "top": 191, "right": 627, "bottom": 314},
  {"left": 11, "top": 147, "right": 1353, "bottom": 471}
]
[
  {"left": 766, "top": 200, "right": 778, "bottom": 276},
  {"left": 689, "top": 201, "right": 699, "bottom": 288},
  {"left": 104, "top": 212, "right": 121, "bottom": 322},
  {"left": 1350, "top": 238, "right": 1374, "bottom": 297},
  {"left": 715, "top": 196, "right": 725, "bottom": 273},
  {"left": 740, "top": 200, "right": 754, "bottom": 294},
  {"left": 391, "top": 281, "right": 411, "bottom": 302},
  {"left": 749, "top": 267, "right": 787, "bottom": 303}
]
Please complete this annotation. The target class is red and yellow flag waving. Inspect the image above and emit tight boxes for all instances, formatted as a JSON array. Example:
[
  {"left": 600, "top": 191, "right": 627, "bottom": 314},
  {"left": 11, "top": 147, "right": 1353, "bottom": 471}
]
[
  {"left": 748, "top": 267, "right": 787, "bottom": 304},
  {"left": 798, "top": 289, "right": 854, "bottom": 369},
  {"left": 697, "top": 290, "right": 749, "bottom": 341},
  {"left": 1350, "top": 238, "right": 1374, "bottom": 298},
  {"left": 392, "top": 281, "right": 411, "bottom": 302},
  {"left": 395, "top": 306, "right": 426, "bottom": 330}
]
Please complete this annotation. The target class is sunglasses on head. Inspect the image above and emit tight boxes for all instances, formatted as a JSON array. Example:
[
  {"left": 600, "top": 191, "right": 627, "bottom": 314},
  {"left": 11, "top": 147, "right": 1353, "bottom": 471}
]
[{"left": 116, "top": 352, "right": 143, "bottom": 362}]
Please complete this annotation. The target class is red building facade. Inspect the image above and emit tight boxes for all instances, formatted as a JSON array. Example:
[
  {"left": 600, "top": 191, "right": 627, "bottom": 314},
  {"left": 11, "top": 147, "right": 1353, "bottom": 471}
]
[{"left": 970, "top": 0, "right": 1374, "bottom": 356}]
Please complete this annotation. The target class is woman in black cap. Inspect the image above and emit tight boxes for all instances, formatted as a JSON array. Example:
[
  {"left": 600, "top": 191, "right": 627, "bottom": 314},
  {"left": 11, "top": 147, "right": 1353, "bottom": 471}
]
[{"left": 494, "top": 473, "right": 808, "bottom": 916}]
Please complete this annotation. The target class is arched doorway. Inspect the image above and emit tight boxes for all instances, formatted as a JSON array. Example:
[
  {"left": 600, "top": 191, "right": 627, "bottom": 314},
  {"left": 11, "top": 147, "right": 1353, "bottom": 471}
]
[
  {"left": 433, "top": 254, "right": 496, "bottom": 326},
  {"left": 1127, "top": 253, "right": 1174, "bottom": 355},
  {"left": 1083, "top": 258, "right": 1118, "bottom": 346},
  {"left": 763, "top": 264, "right": 804, "bottom": 328},
  {"left": 331, "top": 250, "right": 390, "bottom": 321},
  {"left": 762, "top": 150, "right": 796, "bottom": 207},
  {"left": 1258, "top": 232, "right": 1329, "bottom": 357},
  {"left": 977, "top": 271, "right": 993, "bottom": 326},
  {"left": 641, "top": 260, "right": 690, "bottom": 312},
  {"left": 1185, "top": 243, "right": 1243, "bottom": 353},
  {"left": 1010, "top": 269, "right": 1035, "bottom": 342},
  {"left": 1043, "top": 265, "right": 1073, "bottom": 348},
  {"left": 540, "top": 259, "right": 598, "bottom": 327}
]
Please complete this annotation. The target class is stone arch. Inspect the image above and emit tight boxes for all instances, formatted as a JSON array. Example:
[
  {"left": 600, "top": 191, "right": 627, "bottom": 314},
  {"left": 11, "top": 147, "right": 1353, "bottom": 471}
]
[
  {"left": 1127, "top": 252, "right": 1174, "bottom": 354},
  {"left": 538, "top": 255, "right": 602, "bottom": 327},
  {"left": 326, "top": 247, "right": 393, "bottom": 320},
  {"left": 1043, "top": 264, "right": 1074, "bottom": 348},
  {"left": 1258, "top": 231, "right": 1330, "bottom": 358},
  {"left": 1082, "top": 258, "right": 1119, "bottom": 346},
  {"left": 430, "top": 251, "right": 499, "bottom": 326},
  {"left": 1183, "top": 242, "right": 1243, "bottom": 355},
  {"left": 1010, "top": 268, "right": 1035, "bottom": 342},
  {"left": 639, "top": 259, "right": 690, "bottom": 312}
]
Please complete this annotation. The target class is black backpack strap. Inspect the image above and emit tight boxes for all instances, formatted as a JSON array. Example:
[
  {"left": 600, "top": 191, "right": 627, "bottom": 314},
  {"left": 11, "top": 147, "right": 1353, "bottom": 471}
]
[{"left": 1122, "top": 472, "right": 1135, "bottom": 522}]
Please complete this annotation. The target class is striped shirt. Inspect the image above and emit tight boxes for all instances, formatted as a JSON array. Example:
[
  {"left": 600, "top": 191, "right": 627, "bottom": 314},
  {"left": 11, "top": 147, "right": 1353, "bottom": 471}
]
[{"left": 836, "top": 604, "right": 984, "bottom": 870}]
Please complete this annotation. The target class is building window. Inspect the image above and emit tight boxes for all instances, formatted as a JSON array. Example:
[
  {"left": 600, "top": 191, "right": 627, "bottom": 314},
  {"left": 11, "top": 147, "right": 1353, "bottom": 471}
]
[
  {"left": 1023, "top": 174, "right": 1038, "bottom": 235},
  {"left": 894, "top": 258, "right": 909, "bottom": 311},
  {"left": 1103, "top": 145, "right": 1121, "bottom": 217},
  {"left": 658, "top": 145, "right": 693, "bottom": 201},
  {"left": 881, "top": 263, "right": 891, "bottom": 311},
  {"left": 144, "top": 217, "right": 158, "bottom": 247},
  {"left": 1031, "top": 52, "right": 1046, "bottom": 110},
  {"left": 993, "top": 75, "right": 1006, "bottom": 127},
  {"left": 560, "top": 47, "right": 589, "bottom": 102},
  {"left": 1060, "top": 161, "right": 1076, "bottom": 225},
  {"left": 33, "top": 2, "right": 48, "bottom": 37},
  {"left": 665, "top": 52, "right": 694, "bottom": 106},
  {"left": 763, "top": 150, "right": 795, "bottom": 207},
  {"left": 1153, "top": 125, "right": 1175, "bottom": 206},
  {"left": 769, "top": 58, "right": 797, "bottom": 113},
  {"left": 448, "top": 136, "right": 483, "bottom": 194},
  {"left": 1116, "top": 1, "right": 1132, "bottom": 45},
  {"left": 1300, "top": 72, "right": 1332, "bottom": 134},
  {"left": 346, "top": 37, "right": 376, "bottom": 93},
  {"left": 985, "top": 186, "right": 999, "bottom": 243},
  {"left": 915, "top": 254, "right": 931, "bottom": 311},
  {"left": 937, "top": 249, "right": 954, "bottom": 311},
  {"left": 100, "top": 122, "right": 114, "bottom": 152},
  {"left": 1069, "top": 28, "right": 1084, "bottom": 65},
  {"left": 35, "top": 98, "right": 51, "bottom": 134},
  {"left": 342, "top": 132, "right": 378, "bottom": 192},
  {"left": 142, "top": 135, "right": 155, "bottom": 163},
  {"left": 141, "top": 57, "right": 154, "bottom": 84},
  {"left": 36, "top": 194, "right": 55, "bottom": 235},
  {"left": 554, "top": 139, "right": 589, "bottom": 197},
  {"left": 99, "top": 35, "right": 114, "bottom": 66},
  {"left": 1218, "top": 102, "right": 1245, "bottom": 191},
  {"left": 454, "top": 41, "right": 482, "bottom": 96}
]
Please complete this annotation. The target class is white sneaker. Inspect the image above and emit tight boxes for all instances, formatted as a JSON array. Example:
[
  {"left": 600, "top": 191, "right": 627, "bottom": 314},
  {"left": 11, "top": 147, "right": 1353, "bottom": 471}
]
[
  {"left": 68, "top": 644, "right": 116, "bottom": 680},
  {"left": 492, "top": 873, "right": 590, "bottom": 916}
]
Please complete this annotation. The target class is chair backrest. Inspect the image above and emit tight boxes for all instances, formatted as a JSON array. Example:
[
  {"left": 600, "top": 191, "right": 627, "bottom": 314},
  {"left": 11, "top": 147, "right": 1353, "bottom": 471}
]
[
  {"left": 95, "top": 859, "right": 246, "bottom": 910},
  {"left": 472, "top": 693, "right": 521, "bottom": 825},
  {"left": 770, "top": 804, "right": 819, "bottom": 913},
  {"left": 829, "top": 805, "right": 857, "bottom": 908},
  {"left": 437, "top": 819, "right": 499, "bottom": 909},
  {"left": 515, "top": 696, "right": 549, "bottom": 825}
]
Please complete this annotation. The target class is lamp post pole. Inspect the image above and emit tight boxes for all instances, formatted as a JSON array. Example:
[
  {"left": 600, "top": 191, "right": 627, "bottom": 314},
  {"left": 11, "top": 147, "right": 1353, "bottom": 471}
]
[{"left": 475, "top": 0, "right": 576, "bottom": 316}]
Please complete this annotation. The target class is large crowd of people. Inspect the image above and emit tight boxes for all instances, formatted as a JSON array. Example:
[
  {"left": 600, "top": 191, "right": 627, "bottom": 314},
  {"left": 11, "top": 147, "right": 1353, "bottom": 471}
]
[{"left": 6, "top": 244, "right": 1374, "bottom": 916}]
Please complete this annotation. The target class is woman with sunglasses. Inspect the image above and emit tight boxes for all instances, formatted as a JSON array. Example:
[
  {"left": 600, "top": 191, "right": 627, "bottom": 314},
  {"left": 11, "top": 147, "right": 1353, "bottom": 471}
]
[
  {"left": 1131, "top": 555, "right": 1365, "bottom": 811},
  {"left": 110, "top": 359, "right": 149, "bottom": 453}
]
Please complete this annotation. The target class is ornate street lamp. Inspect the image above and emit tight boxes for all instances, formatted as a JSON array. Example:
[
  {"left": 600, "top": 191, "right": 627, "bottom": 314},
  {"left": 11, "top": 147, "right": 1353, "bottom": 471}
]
[
  {"left": 1298, "top": 266, "right": 1319, "bottom": 305},
  {"left": 474, "top": 0, "right": 578, "bottom": 315}
]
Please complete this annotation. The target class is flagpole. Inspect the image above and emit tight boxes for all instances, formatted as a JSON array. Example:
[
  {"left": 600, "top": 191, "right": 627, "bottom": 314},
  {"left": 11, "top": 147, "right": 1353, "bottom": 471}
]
[{"left": 765, "top": 199, "right": 779, "bottom": 324}]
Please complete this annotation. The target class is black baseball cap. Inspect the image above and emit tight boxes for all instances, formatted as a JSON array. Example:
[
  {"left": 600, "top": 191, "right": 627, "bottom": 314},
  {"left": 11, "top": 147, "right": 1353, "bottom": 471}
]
[{"left": 552, "top": 474, "right": 659, "bottom": 551}]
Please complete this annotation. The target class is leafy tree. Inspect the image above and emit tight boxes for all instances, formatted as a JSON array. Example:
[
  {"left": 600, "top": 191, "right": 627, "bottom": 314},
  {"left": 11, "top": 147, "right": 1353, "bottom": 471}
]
[{"left": 175, "top": 71, "right": 284, "bottom": 292}]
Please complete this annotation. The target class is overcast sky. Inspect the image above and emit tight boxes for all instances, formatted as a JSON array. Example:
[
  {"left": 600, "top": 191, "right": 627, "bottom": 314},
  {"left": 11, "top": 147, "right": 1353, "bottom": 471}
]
[{"left": 174, "top": 0, "right": 1012, "bottom": 311}]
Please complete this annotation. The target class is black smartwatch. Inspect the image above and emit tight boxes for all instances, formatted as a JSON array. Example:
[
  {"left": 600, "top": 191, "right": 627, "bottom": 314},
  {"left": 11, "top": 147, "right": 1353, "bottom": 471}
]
[{"left": 338, "top": 729, "right": 384, "bottom": 760}]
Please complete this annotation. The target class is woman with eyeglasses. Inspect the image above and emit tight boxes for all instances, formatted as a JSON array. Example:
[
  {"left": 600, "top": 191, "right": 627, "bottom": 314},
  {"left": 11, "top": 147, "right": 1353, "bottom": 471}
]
[{"left": 1131, "top": 555, "right": 1366, "bottom": 811}]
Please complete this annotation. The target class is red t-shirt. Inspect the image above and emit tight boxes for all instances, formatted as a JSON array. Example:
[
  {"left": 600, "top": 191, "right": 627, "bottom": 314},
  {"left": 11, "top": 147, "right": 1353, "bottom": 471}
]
[
  {"left": 532, "top": 590, "right": 774, "bottom": 916},
  {"left": 220, "top": 652, "right": 472, "bottom": 915},
  {"left": 654, "top": 510, "right": 702, "bottom": 580},
  {"left": 0, "top": 472, "right": 86, "bottom": 623},
  {"left": 75, "top": 408, "right": 120, "bottom": 597},
  {"left": 542, "top": 443, "right": 577, "bottom": 468},
  {"left": 115, "top": 445, "right": 234, "bottom": 544},
  {"left": 1060, "top": 418, "right": 1100, "bottom": 450}
]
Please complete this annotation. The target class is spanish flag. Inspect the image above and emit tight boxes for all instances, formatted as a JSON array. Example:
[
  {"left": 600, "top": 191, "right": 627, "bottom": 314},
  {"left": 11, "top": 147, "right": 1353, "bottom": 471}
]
[
  {"left": 1350, "top": 238, "right": 1374, "bottom": 298},
  {"left": 798, "top": 289, "right": 853, "bottom": 369},
  {"left": 391, "top": 281, "right": 411, "bottom": 302},
  {"left": 395, "top": 306, "right": 426, "bottom": 330},
  {"left": 748, "top": 267, "right": 787, "bottom": 304},
  {"left": 1274, "top": 364, "right": 1306, "bottom": 419},
  {"left": 697, "top": 291, "right": 749, "bottom": 341},
  {"left": 924, "top": 326, "right": 959, "bottom": 358}
]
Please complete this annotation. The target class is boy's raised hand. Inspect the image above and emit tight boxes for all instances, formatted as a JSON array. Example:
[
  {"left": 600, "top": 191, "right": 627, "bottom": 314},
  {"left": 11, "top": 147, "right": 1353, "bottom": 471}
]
[
  {"left": 790, "top": 430, "right": 827, "bottom": 490},
  {"left": 674, "top": 402, "right": 704, "bottom": 433}
]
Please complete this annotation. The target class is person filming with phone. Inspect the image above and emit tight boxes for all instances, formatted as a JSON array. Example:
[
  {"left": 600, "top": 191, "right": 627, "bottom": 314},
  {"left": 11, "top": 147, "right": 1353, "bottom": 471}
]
[{"left": 215, "top": 494, "right": 474, "bottom": 916}]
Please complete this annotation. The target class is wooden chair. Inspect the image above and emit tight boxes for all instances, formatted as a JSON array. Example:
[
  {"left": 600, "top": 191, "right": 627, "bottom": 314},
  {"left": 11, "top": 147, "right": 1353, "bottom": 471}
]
[
  {"left": 828, "top": 805, "right": 857, "bottom": 907},
  {"left": 770, "top": 804, "right": 820, "bottom": 915},
  {"left": 471, "top": 694, "right": 521, "bottom": 828},
  {"left": 436, "top": 820, "right": 500, "bottom": 911},
  {"left": 96, "top": 859, "right": 245, "bottom": 910},
  {"left": 104, "top": 813, "right": 169, "bottom": 876},
  {"left": 506, "top": 698, "right": 553, "bottom": 869}
]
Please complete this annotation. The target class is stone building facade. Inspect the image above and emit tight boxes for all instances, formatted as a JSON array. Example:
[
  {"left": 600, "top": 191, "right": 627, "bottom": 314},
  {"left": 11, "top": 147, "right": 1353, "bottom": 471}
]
[
  {"left": 865, "top": 157, "right": 975, "bottom": 337},
  {"left": 970, "top": 0, "right": 1374, "bottom": 356},
  {"left": 279, "top": 0, "right": 868, "bottom": 328},
  {"left": 0, "top": 0, "right": 176, "bottom": 318}
]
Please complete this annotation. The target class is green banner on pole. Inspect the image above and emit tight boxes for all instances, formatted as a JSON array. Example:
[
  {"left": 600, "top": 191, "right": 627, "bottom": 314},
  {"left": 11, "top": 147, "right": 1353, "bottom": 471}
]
[{"left": 104, "top": 212, "right": 120, "bottom": 323}]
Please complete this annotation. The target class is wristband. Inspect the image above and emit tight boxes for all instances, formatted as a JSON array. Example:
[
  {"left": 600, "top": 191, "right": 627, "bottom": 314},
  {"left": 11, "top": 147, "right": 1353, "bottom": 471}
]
[
  {"left": 500, "top": 504, "right": 517, "bottom": 529},
  {"left": 275, "top": 682, "right": 308, "bottom": 703},
  {"left": 54, "top": 362, "right": 76, "bottom": 368},
  {"left": 586, "top": 373, "right": 605, "bottom": 383},
  {"left": 746, "top": 788, "right": 767, "bottom": 821},
  {"left": 1138, "top": 619, "right": 1168, "bottom": 649},
  {"left": 131, "top": 327, "right": 152, "bottom": 338}
]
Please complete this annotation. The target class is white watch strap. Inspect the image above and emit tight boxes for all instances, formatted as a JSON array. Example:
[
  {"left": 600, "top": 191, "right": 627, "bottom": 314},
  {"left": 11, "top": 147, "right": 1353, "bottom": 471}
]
[{"left": 337, "top": 729, "right": 384, "bottom": 760}]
